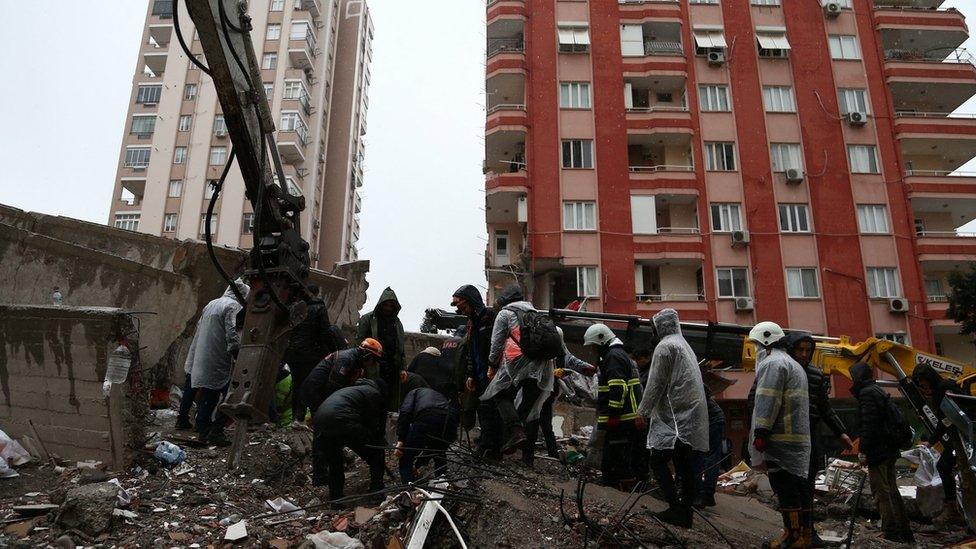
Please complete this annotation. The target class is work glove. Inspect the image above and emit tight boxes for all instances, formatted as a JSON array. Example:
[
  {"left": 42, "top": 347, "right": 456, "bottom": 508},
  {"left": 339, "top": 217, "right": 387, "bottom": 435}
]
[
  {"left": 465, "top": 377, "right": 476, "bottom": 392},
  {"left": 554, "top": 368, "right": 566, "bottom": 379},
  {"left": 487, "top": 367, "right": 496, "bottom": 380},
  {"left": 606, "top": 417, "right": 620, "bottom": 429},
  {"left": 584, "top": 429, "right": 606, "bottom": 469},
  {"left": 582, "top": 365, "right": 597, "bottom": 377},
  {"left": 753, "top": 428, "right": 770, "bottom": 453},
  {"left": 634, "top": 416, "right": 647, "bottom": 430},
  {"left": 394, "top": 441, "right": 404, "bottom": 459}
]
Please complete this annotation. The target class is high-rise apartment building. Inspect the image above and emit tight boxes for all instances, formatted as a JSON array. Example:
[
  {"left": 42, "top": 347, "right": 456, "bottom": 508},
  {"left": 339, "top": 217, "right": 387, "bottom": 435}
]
[
  {"left": 484, "top": 0, "right": 976, "bottom": 375},
  {"left": 107, "top": 0, "right": 372, "bottom": 270}
]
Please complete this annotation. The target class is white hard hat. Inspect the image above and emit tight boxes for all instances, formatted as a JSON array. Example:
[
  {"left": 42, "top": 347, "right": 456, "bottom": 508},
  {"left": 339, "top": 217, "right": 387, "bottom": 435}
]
[
  {"left": 583, "top": 323, "right": 615, "bottom": 347},
  {"left": 749, "top": 321, "right": 786, "bottom": 347}
]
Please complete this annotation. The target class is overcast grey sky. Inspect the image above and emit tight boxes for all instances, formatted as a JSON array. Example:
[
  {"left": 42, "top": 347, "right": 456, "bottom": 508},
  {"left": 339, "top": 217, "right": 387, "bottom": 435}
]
[{"left": 0, "top": 1, "right": 972, "bottom": 329}]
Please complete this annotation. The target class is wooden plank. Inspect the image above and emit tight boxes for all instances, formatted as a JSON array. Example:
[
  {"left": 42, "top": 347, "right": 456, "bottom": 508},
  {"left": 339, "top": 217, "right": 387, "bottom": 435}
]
[{"left": 107, "top": 383, "right": 125, "bottom": 469}]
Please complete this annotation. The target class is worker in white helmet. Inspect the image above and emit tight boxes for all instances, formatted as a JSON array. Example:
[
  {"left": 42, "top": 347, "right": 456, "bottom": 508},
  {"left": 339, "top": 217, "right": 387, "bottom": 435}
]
[{"left": 748, "top": 321, "right": 812, "bottom": 549}]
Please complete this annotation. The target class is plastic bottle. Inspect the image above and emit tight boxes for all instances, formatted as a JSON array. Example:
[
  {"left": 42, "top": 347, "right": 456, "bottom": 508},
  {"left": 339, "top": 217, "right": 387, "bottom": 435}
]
[
  {"left": 154, "top": 441, "right": 186, "bottom": 465},
  {"left": 105, "top": 343, "right": 132, "bottom": 384}
]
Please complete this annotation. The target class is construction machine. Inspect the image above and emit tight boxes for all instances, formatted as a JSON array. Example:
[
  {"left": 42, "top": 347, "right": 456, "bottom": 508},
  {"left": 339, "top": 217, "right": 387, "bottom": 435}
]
[{"left": 548, "top": 308, "right": 976, "bottom": 531}]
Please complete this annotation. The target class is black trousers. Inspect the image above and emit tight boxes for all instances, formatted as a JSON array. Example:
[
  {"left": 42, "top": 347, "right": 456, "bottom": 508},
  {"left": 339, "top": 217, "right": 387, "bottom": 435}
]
[
  {"left": 650, "top": 440, "right": 702, "bottom": 509},
  {"left": 195, "top": 385, "right": 228, "bottom": 437},
  {"left": 399, "top": 409, "right": 460, "bottom": 484},
  {"left": 312, "top": 433, "right": 385, "bottom": 499},
  {"left": 807, "top": 432, "right": 821, "bottom": 498},
  {"left": 768, "top": 461, "right": 812, "bottom": 510},
  {"left": 177, "top": 373, "right": 197, "bottom": 423},
  {"left": 937, "top": 444, "right": 957, "bottom": 502},
  {"left": 495, "top": 379, "right": 543, "bottom": 449},
  {"left": 289, "top": 359, "right": 318, "bottom": 423},
  {"left": 602, "top": 425, "right": 646, "bottom": 487},
  {"left": 539, "top": 393, "right": 558, "bottom": 457}
]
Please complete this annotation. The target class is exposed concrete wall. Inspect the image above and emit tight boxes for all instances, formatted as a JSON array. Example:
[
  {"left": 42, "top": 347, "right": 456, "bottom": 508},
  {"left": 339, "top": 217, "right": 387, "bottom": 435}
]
[{"left": 0, "top": 306, "right": 146, "bottom": 468}]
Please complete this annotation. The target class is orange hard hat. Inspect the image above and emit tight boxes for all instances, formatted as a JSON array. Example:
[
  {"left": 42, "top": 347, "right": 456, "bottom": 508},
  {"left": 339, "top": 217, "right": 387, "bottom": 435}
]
[{"left": 359, "top": 338, "right": 384, "bottom": 358}]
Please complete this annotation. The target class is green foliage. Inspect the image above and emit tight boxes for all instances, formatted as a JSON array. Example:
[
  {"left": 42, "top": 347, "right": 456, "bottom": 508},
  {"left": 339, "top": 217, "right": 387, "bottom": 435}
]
[{"left": 946, "top": 263, "right": 976, "bottom": 337}]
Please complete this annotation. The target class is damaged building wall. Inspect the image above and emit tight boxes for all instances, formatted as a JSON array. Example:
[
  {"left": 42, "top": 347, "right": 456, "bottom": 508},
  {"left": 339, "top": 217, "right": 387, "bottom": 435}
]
[{"left": 0, "top": 305, "right": 146, "bottom": 468}]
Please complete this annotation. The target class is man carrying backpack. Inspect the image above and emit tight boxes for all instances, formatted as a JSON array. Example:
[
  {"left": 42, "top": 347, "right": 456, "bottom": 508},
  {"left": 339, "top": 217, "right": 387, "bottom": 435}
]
[
  {"left": 851, "top": 363, "right": 915, "bottom": 544},
  {"left": 483, "top": 285, "right": 557, "bottom": 460}
]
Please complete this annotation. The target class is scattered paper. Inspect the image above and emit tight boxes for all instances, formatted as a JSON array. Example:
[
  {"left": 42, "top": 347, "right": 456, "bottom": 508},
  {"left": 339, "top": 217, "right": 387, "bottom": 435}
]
[{"left": 224, "top": 520, "right": 248, "bottom": 542}]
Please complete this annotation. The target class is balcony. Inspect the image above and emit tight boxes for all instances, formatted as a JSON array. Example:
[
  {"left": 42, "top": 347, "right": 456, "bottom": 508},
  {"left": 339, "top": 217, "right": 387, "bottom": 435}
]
[
  {"left": 876, "top": 8, "right": 968, "bottom": 59},
  {"left": 485, "top": 126, "right": 525, "bottom": 175},
  {"left": 299, "top": 0, "right": 321, "bottom": 19},
  {"left": 888, "top": 67, "right": 976, "bottom": 114},
  {"left": 487, "top": 15, "right": 524, "bottom": 61},
  {"left": 921, "top": 259, "right": 966, "bottom": 326},
  {"left": 931, "top": 327, "right": 973, "bottom": 367},
  {"left": 289, "top": 44, "right": 314, "bottom": 70},
  {"left": 143, "top": 51, "right": 167, "bottom": 77},
  {"left": 150, "top": 0, "right": 173, "bottom": 20},
  {"left": 148, "top": 24, "right": 172, "bottom": 47},
  {"left": 619, "top": 0, "right": 682, "bottom": 18},
  {"left": 875, "top": 0, "right": 947, "bottom": 8},
  {"left": 904, "top": 168, "right": 976, "bottom": 199},
  {"left": 625, "top": 74, "right": 691, "bottom": 130},
  {"left": 627, "top": 133, "right": 696, "bottom": 186},
  {"left": 913, "top": 196, "right": 976, "bottom": 258},
  {"left": 635, "top": 259, "right": 708, "bottom": 317},
  {"left": 487, "top": 71, "right": 525, "bottom": 112},
  {"left": 897, "top": 112, "right": 976, "bottom": 172},
  {"left": 487, "top": 0, "right": 526, "bottom": 21},
  {"left": 277, "top": 138, "right": 307, "bottom": 165},
  {"left": 486, "top": 190, "right": 527, "bottom": 225},
  {"left": 632, "top": 194, "right": 703, "bottom": 256}
]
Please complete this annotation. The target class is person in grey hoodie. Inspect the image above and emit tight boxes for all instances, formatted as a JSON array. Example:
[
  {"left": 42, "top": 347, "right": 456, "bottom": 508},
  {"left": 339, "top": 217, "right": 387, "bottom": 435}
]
[
  {"left": 482, "top": 285, "right": 555, "bottom": 458},
  {"left": 637, "top": 309, "right": 708, "bottom": 528}
]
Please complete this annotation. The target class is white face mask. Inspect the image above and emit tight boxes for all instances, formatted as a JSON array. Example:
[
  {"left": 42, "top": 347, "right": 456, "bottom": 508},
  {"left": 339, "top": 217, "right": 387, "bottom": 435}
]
[{"left": 755, "top": 347, "right": 769, "bottom": 364}]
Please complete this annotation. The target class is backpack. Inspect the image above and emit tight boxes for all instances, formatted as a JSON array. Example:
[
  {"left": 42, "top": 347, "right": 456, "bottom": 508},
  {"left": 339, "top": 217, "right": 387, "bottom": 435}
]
[
  {"left": 882, "top": 394, "right": 916, "bottom": 451},
  {"left": 509, "top": 308, "right": 562, "bottom": 361}
]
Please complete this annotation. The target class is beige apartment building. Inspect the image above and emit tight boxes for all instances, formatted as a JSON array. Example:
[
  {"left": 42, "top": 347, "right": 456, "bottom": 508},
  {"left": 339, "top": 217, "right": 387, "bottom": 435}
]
[{"left": 107, "top": 0, "right": 373, "bottom": 270}]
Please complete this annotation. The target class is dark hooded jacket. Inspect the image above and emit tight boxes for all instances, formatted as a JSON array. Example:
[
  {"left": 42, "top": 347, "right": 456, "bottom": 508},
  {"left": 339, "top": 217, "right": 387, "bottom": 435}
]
[
  {"left": 784, "top": 332, "right": 848, "bottom": 438},
  {"left": 912, "top": 363, "right": 965, "bottom": 444},
  {"left": 408, "top": 348, "right": 458, "bottom": 401},
  {"left": 851, "top": 363, "right": 900, "bottom": 465},
  {"left": 494, "top": 284, "right": 524, "bottom": 310},
  {"left": 597, "top": 341, "right": 643, "bottom": 430},
  {"left": 397, "top": 387, "right": 456, "bottom": 441},
  {"left": 285, "top": 298, "right": 341, "bottom": 366},
  {"left": 301, "top": 347, "right": 366, "bottom": 414},
  {"left": 453, "top": 285, "right": 497, "bottom": 389},
  {"left": 314, "top": 379, "right": 387, "bottom": 442},
  {"left": 357, "top": 287, "right": 406, "bottom": 371}
]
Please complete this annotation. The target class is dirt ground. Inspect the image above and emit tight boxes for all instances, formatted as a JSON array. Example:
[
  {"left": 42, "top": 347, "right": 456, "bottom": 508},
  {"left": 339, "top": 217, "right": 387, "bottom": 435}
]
[{"left": 0, "top": 410, "right": 972, "bottom": 548}]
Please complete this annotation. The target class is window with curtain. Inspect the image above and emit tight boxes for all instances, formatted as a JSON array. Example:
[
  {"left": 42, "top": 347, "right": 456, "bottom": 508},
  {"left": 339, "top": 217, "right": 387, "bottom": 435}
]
[
  {"left": 838, "top": 88, "right": 869, "bottom": 114},
  {"left": 130, "top": 115, "right": 156, "bottom": 135},
  {"left": 699, "top": 85, "right": 730, "bottom": 112},
  {"left": 562, "top": 140, "right": 594, "bottom": 168},
  {"left": 705, "top": 142, "right": 736, "bottom": 171},
  {"left": 762, "top": 86, "right": 795, "bottom": 112},
  {"left": 576, "top": 267, "right": 599, "bottom": 297},
  {"left": 770, "top": 143, "right": 803, "bottom": 172},
  {"left": 856, "top": 204, "right": 889, "bottom": 233},
  {"left": 867, "top": 267, "right": 900, "bottom": 298},
  {"left": 829, "top": 35, "right": 861, "bottom": 60},
  {"left": 717, "top": 268, "right": 750, "bottom": 298},
  {"left": 560, "top": 83, "right": 591, "bottom": 109},
  {"left": 710, "top": 203, "right": 742, "bottom": 232},
  {"left": 564, "top": 202, "right": 596, "bottom": 230},
  {"left": 137, "top": 85, "right": 162, "bottom": 104},
  {"left": 786, "top": 268, "right": 819, "bottom": 298},
  {"left": 779, "top": 204, "right": 811, "bottom": 233},
  {"left": 848, "top": 145, "right": 879, "bottom": 173}
]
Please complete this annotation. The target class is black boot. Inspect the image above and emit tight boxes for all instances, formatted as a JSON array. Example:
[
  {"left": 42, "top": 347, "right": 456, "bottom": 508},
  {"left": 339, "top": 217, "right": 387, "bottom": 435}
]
[
  {"left": 501, "top": 425, "right": 527, "bottom": 455},
  {"left": 763, "top": 509, "right": 803, "bottom": 549},
  {"left": 655, "top": 505, "right": 693, "bottom": 529}
]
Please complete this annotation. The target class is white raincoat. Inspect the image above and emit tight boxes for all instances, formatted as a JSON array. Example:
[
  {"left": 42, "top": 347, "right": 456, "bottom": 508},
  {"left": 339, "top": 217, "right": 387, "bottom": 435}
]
[
  {"left": 749, "top": 347, "right": 810, "bottom": 478},
  {"left": 185, "top": 281, "right": 250, "bottom": 390},
  {"left": 637, "top": 309, "right": 709, "bottom": 452},
  {"left": 480, "top": 301, "right": 554, "bottom": 422}
]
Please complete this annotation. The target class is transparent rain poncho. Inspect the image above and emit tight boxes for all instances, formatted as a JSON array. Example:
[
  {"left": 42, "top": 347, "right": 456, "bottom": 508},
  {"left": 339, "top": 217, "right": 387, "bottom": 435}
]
[
  {"left": 185, "top": 281, "right": 249, "bottom": 390},
  {"left": 637, "top": 309, "right": 709, "bottom": 452},
  {"left": 749, "top": 347, "right": 811, "bottom": 478}
]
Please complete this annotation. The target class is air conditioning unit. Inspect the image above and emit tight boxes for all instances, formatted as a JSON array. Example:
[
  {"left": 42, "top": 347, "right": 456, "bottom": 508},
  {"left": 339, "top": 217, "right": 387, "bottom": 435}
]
[
  {"left": 785, "top": 168, "right": 804, "bottom": 184},
  {"left": 735, "top": 297, "right": 755, "bottom": 312},
  {"left": 846, "top": 111, "right": 867, "bottom": 126},
  {"left": 312, "top": 219, "right": 320, "bottom": 229},
  {"left": 888, "top": 297, "right": 909, "bottom": 313},
  {"left": 215, "top": 130, "right": 227, "bottom": 138},
  {"left": 824, "top": 2, "right": 842, "bottom": 17},
  {"left": 707, "top": 51, "right": 726, "bottom": 66},
  {"left": 731, "top": 230, "right": 750, "bottom": 247}
]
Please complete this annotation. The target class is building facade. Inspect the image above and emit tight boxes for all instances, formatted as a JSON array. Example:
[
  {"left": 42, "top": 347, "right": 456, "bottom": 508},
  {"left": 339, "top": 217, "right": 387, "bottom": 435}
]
[
  {"left": 484, "top": 0, "right": 976, "bottom": 371},
  {"left": 107, "top": 0, "right": 372, "bottom": 270}
]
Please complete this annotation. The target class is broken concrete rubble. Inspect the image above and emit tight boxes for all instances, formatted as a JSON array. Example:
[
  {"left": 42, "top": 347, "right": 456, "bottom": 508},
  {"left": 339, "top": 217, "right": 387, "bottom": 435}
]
[{"left": 55, "top": 482, "right": 119, "bottom": 536}]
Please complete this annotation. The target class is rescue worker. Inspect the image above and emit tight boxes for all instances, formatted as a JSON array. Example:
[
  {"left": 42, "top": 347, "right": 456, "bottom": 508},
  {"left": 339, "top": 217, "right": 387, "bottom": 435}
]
[
  {"left": 545, "top": 329, "right": 595, "bottom": 460},
  {"left": 749, "top": 321, "right": 812, "bottom": 549},
  {"left": 638, "top": 309, "right": 708, "bottom": 528},
  {"left": 311, "top": 378, "right": 389, "bottom": 499},
  {"left": 483, "top": 285, "right": 555, "bottom": 461},
  {"left": 184, "top": 280, "right": 250, "bottom": 446},
  {"left": 455, "top": 285, "right": 503, "bottom": 460},
  {"left": 407, "top": 347, "right": 457, "bottom": 401},
  {"left": 301, "top": 339, "right": 383, "bottom": 417},
  {"left": 284, "top": 283, "right": 344, "bottom": 424},
  {"left": 783, "top": 332, "right": 854, "bottom": 546},
  {"left": 395, "top": 386, "right": 460, "bottom": 484},
  {"left": 630, "top": 346, "right": 652, "bottom": 388},
  {"left": 584, "top": 323, "right": 644, "bottom": 489},
  {"left": 356, "top": 287, "right": 405, "bottom": 409},
  {"left": 696, "top": 383, "right": 726, "bottom": 508},
  {"left": 913, "top": 363, "right": 968, "bottom": 526}
]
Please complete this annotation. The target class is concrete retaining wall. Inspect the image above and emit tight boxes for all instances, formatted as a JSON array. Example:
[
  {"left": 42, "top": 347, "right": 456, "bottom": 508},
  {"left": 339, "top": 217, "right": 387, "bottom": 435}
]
[{"left": 0, "top": 306, "right": 146, "bottom": 468}]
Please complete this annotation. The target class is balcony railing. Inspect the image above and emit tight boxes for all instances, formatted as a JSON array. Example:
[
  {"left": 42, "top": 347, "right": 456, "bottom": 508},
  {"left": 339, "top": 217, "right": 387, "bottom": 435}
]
[
  {"left": 629, "top": 164, "right": 695, "bottom": 172},
  {"left": 626, "top": 105, "right": 690, "bottom": 113},
  {"left": 904, "top": 169, "right": 976, "bottom": 177},
  {"left": 488, "top": 38, "right": 524, "bottom": 57},
  {"left": 637, "top": 293, "right": 705, "bottom": 302},
  {"left": 916, "top": 230, "right": 976, "bottom": 238},
  {"left": 885, "top": 47, "right": 975, "bottom": 64},
  {"left": 644, "top": 41, "right": 683, "bottom": 56},
  {"left": 487, "top": 103, "right": 526, "bottom": 114},
  {"left": 895, "top": 111, "right": 976, "bottom": 119},
  {"left": 927, "top": 294, "right": 950, "bottom": 303},
  {"left": 620, "top": 0, "right": 679, "bottom": 4},
  {"left": 655, "top": 227, "right": 701, "bottom": 235},
  {"left": 152, "top": 0, "right": 174, "bottom": 18}
]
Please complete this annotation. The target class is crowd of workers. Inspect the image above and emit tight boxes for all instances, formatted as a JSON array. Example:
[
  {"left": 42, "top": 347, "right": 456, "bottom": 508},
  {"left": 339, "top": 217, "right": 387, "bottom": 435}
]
[{"left": 180, "top": 280, "right": 969, "bottom": 548}]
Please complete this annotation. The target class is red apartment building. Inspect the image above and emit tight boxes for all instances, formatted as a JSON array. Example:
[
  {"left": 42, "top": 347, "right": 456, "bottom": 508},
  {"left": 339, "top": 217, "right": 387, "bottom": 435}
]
[{"left": 484, "top": 0, "right": 976, "bottom": 438}]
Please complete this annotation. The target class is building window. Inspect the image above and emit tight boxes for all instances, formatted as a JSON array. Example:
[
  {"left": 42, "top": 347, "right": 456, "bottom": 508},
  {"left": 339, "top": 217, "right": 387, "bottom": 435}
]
[
  {"left": 691, "top": 0, "right": 719, "bottom": 3},
  {"left": 199, "top": 214, "right": 217, "bottom": 239},
  {"left": 699, "top": 85, "right": 730, "bottom": 112},
  {"left": 562, "top": 140, "right": 594, "bottom": 169},
  {"left": 756, "top": 30, "right": 791, "bottom": 57},
  {"left": 168, "top": 179, "right": 183, "bottom": 197},
  {"left": 564, "top": 202, "right": 596, "bottom": 231},
  {"left": 692, "top": 29, "right": 728, "bottom": 56},
  {"left": 848, "top": 145, "right": 879, "bottom": 174},
  {"left": 177, "top": 114, "right": 192, "bottom": 132},
  {"left": 494, "top": 230, "right": 509, "bottom": 259},
  {"left": 779, "top": 204, "right": 811, "bottom": 233},
  {"left": 877, "top": 332, "right": 909, "bottom": 345},
  {"left": 786, "top": 268, "right": 819, "bottom": 298},
  {"left": 209, "top": 146, "right": 227, "bottom": 165},
  {"left": 136, "top": 84, "right": 162, "bottom": 104},
  {"left": 242, "top": 213, "right": 255, "bottom": 235},
  {"left": 284, "top": 80, "right": 305, "bottom": 99},
  {"left": 270, "top": 0, "right": 284, "bottom": 11},
  {"left": 770, "top": 143, "right": 803, "bottom": 172},
  {"left": 710, "top": 203, "right": 742, "bottom": 232},
  {"left": 717, "top": 268, "right": 750, "bottom": 298},
  {"left": 857, "top": 204, "right": 889, "bottom": 234},
  {"left": 704, "top": 142, "right": 736, "bottom": 171},
  {"left": 262, "top": 52, "right": 278, "bottom": 70},
  {"left": 204, "top": 180, "right": 217, "bottom": 200},
  {"left": 124, "top": 147, "right": 151, "bottom": 168},
  {"left": 829, "top": 35, "right": 861, "bottom": 60},
  {"left": 266, "top": 23, "right": 281, "bottom": 40},
  {"left": 576, "top": 267, "right": 599, "bottom": 298},
  {"left": 752, "top": 0, "right": 780, "bottom": 4},
  {"left": 631, "top": 195, "right": 657, "bottom": 234},
  {"left": 290, "top": 21, "right": 313, "bottom": 42},
  {"left": 213, "top": 115, "right": 227, "bottom": 135},
  {"left": 867, "top": 267, "right": 900, "bottom": 298},
  {"left": 173, "top": 146, "right": 187, "bottom": 164},
  {"left": 560, "top": 83, "right": 591, "bottom": 109},
  {"left": 163, "top": 213, "right": 178, "bottom": 233},
  {"left": 558, "top": 25, "right": 591, "bottom": 53},
  {"left": 114, "top": 213, "right": 140, "bottom": 231},
  {"left": 838, "top": 88, "right": 869, "bottom": 115},
  {"left": 183, "top": 83, "right": 197, "bottom": 101},
  {"left": 762, "top": 86, "right": 795, "bottom": 113},
  {"left": 264, "top": 82, "right": 274, "bottom": 99},
  {"left": 130, "top": 115, "right": 156, "bottom": 136}
]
